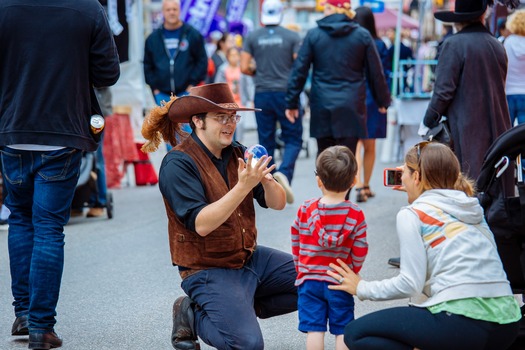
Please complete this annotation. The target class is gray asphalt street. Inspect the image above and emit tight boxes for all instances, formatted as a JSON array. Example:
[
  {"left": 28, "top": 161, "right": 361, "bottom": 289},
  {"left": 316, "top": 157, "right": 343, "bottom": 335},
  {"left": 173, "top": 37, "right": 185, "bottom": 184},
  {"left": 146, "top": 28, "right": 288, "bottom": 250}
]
[{"left": 0, "top": 132, "right": 409, "bottom": 350}]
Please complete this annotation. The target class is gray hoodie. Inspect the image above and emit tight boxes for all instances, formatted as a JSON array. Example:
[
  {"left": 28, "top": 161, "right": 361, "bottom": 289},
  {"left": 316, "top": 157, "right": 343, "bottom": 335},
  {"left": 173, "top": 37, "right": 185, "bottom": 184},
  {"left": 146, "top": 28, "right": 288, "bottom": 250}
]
[{"left": 357, "top": 189, "right": 512, "bottom": 307}]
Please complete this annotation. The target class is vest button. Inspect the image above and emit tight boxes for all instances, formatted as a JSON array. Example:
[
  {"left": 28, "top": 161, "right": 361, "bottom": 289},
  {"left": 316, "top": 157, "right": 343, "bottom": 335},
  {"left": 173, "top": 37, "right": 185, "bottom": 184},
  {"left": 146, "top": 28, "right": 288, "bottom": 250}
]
[{"left": 242, "top": 228, "right": 246, "bottom": 233}]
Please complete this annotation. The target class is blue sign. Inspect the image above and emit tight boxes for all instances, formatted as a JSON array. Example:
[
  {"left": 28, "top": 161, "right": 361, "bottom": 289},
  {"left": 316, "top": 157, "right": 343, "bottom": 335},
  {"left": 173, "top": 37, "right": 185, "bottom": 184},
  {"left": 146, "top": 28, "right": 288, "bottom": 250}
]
[
  {"left": 362, "top": 0, "right": 385, "bottom": 13},
  {"left": 180, "top": 0, "right": 222, "bottom": 37}
]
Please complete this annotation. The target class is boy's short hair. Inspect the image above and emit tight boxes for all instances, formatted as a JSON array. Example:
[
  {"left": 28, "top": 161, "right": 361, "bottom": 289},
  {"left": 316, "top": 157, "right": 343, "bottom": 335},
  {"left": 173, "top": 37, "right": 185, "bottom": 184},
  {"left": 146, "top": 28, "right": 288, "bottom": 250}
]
[{"left": 315, "top": 146, "right": 357, "bottom": 192}]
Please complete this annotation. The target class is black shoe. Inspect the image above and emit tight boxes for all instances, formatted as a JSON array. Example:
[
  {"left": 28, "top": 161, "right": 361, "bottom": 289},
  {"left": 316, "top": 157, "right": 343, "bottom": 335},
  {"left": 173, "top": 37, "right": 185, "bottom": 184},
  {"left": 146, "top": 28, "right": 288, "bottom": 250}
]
[
  {"left": 171, "top": 296, "right": 199, "bottom": 350},
  {"left": 28, "top": 331, "right": 62, "bottom": 349},
  {"left": 388, "top": 257, "right": 400, "bottom": 268},
  {"left": 11, "top": 315, "right": 29, "bottom": 336},
  {"left": 355, "top": 187, "right": 368, "bottom": 203}
]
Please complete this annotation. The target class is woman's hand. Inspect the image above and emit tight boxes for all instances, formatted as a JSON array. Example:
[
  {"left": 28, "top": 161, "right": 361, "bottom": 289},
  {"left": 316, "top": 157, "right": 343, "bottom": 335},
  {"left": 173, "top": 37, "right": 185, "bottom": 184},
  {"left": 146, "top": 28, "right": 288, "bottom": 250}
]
[
  {"left": 392, "top": 185, "right": 406, "bottom": 192},
  {"left": 392, "top": 165, "right": 406, "bottom": 192},
  {"left": 327, "top": 259, "right": 362, "bottom": 295}
]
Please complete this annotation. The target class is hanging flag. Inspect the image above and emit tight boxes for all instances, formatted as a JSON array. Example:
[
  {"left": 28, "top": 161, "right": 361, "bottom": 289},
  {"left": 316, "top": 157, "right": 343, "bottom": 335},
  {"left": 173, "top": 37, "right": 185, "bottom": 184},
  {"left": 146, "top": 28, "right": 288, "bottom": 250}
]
[
  {"left": 226, "top": 0, "right": 249, "bottom": 24},
  {"left": 180, "top": 0, "right": 222, "bottom": 37}
]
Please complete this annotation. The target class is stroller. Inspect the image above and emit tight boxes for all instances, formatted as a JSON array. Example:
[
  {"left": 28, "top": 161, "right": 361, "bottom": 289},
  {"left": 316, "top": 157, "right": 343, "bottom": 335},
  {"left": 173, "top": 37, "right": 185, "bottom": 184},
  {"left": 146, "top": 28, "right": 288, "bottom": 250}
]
[
  {"left": 71, "top": 152, "right": 114, "bottom": 219},
  {"left": 476, "top": 123, "right": 525, "bottom": 342},
  {"left": 477, "top": 123, "right": 525, "bottom": 290}
]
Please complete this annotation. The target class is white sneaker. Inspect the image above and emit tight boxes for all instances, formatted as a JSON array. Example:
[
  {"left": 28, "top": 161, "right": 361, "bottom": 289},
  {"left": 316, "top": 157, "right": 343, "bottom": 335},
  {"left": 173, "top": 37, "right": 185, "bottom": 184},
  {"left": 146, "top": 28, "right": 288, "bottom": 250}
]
[{"left": 274, "top": 171, "right": 294, "bottom": 204}]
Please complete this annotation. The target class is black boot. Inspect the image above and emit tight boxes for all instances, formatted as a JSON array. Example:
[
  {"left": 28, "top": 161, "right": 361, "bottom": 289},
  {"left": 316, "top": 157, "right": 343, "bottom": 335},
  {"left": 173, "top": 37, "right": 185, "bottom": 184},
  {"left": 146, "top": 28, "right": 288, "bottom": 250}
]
[
  {"left": 171, "top": 296, "right": 200, "bottom": 350},
  {"left": 11, "top": 315, "right": 29, "bottom": 336}
]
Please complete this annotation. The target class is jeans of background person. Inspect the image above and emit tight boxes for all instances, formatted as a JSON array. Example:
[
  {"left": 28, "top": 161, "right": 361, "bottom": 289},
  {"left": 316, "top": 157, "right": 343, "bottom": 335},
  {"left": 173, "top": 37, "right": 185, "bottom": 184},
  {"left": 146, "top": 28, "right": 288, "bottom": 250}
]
[
  {"left": 316, "top": 136, "right": 359, "bottom": 158},
  {"left": 254, "top": 91, "right": 303, "bottom": 183},
  {"left": 1, "top": 147, "right": 81, "bottom": 332},
  {"left": 344, "top": 306, "right": 519, "bottom": 350},
  {"left": 155, "top": 91, "right": 192, "bottom": 151},
  {"left": 507, "top": 94, "right": 525, "bottom": 126},
  {"left": 93, "top": 87, "right": 111, "bottom": 207},
  {"left": 298, "top": 280, "right": 354, "bottom": 335},
  {"left": 181, "top": 245, "right": 297, "bottom": 350},
  {"left": 90, "top": 133, "right": 107, "bottom": 207}
]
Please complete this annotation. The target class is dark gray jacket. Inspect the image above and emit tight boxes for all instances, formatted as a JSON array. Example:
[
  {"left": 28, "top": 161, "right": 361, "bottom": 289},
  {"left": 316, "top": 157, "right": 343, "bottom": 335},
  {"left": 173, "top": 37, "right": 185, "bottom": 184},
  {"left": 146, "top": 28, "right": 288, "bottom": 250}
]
[
  {"left": 423, "top": 23, "right": 510, "bottom": 179},
  {"left": 286, "top": 14, "right": 390, "bottom": 139}
]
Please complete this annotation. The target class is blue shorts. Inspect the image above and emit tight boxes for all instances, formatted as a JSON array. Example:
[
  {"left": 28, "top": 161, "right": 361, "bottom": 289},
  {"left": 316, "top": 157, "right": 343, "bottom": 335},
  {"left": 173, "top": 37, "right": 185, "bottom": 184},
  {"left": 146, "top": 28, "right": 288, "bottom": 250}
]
[{"left": 297, "top": 280, "right": 355, "bottom": 335}]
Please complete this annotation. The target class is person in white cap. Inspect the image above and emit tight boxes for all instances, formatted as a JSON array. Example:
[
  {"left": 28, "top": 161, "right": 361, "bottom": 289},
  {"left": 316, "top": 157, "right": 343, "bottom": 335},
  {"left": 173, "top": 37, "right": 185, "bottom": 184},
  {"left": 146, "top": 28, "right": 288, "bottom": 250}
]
[{"left": 241, "top": 0, "right": 303, "bottom": 205}]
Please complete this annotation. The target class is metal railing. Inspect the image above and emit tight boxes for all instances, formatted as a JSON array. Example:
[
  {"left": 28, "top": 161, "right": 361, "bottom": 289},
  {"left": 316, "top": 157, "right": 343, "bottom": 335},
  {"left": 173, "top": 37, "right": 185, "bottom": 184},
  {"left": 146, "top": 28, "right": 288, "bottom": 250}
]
[{"left": 395, "top": 59, "right": 438, "bottom": 99}]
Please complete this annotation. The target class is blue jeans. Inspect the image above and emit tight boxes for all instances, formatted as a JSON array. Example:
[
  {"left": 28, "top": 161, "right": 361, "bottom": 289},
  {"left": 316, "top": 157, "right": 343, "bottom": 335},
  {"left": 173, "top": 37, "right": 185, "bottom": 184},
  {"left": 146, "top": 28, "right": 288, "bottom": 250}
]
[
  {"left": 254, "top": 92, "right": 303, "bottom": 183},
  {"left": 1, "top": 147, "right": 82, "bottom": 332},
  {"left": 507, "top": 94, "right": 525, "bottom": 126},
  {"left": 91, "top": 134, "right": 107, "bottom": 206},
  {"left": 181, "top": 246, "right": 297, "bottom": 350}
]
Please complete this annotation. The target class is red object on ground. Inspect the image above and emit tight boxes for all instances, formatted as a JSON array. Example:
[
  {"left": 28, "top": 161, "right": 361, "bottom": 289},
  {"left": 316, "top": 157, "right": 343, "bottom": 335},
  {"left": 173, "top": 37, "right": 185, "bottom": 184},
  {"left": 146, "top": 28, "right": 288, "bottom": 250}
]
[{"left": 133, "top": 143, "right": 158, "bottom": 186}]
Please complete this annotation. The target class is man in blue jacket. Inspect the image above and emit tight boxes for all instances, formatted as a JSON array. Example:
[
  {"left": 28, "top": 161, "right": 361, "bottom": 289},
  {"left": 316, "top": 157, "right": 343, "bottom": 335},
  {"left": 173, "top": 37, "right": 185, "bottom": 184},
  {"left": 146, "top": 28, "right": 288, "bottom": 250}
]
[
  {"left": 143, "top": 0, "right": 208, "bottom": 106},
  {"left": 0, "top": 0, "right": 120, "bottom": 348}
]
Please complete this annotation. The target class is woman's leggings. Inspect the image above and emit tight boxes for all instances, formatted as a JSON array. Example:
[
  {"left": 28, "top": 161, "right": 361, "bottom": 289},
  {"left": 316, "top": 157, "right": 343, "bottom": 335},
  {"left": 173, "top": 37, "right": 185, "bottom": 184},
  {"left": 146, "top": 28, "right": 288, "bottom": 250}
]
[{"left": 344, "top": 306, "right": 519, "bottom": 350}]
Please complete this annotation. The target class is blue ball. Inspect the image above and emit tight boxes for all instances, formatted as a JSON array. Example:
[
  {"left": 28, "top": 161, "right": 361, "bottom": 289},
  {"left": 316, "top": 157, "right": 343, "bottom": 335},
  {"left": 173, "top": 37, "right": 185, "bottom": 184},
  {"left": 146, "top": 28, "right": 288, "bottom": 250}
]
[{"left": 244, "top": 144, "right": 268, "bottom": 166}]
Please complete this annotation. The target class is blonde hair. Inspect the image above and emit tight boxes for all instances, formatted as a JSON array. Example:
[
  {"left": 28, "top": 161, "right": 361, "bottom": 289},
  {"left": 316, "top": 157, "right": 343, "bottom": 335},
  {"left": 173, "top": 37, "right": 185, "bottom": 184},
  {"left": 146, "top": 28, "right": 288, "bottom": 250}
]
[
  {"left": 405, "top": 142, "right": 475, "bottom": 197},
  {"left": 325, "top": 3, "right": 356, "bottom": 19},
  {"left": 140, "top": 96, "right": 188, "bottom": 153},
  {"left": 507, "top": 9, "right": 525, "bottom": 36}
]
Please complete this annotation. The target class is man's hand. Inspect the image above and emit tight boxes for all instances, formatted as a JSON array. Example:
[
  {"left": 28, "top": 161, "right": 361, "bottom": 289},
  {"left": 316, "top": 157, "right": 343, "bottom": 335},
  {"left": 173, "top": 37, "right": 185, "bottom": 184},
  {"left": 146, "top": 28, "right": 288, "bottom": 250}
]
[
  {"left": 237, "top": 154, "right": 276, "bottom": 191},
  {"left": 194, "top": 155, "right": 275, "bottom": 236},
  {"left": 285, "top": 109, "right": 299, "bottom": 124}
]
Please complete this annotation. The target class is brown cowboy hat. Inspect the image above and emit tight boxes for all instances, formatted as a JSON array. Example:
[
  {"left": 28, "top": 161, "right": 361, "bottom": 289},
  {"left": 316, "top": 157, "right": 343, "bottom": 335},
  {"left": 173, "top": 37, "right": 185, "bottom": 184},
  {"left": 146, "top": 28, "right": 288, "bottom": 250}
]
[{"left": 168, "top": 83, "right": 260, "bottom": 123}]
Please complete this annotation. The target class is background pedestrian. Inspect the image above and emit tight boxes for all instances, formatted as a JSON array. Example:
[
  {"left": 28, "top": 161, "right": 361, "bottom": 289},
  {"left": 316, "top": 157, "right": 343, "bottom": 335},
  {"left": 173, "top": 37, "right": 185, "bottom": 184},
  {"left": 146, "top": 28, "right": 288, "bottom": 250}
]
[
  {"left": 241, "top": 0, "right": 303, "bottom": 204},
  {"left": 0, "top": 0, "right": 120, "bottom": 348}
]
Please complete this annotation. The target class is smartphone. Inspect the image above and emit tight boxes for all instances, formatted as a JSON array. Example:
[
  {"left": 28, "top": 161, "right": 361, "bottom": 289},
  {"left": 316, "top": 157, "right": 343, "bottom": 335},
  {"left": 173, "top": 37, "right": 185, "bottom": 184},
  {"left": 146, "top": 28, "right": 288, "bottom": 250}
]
[{"left": 384, "top": 168, "right": 403, "bottom": 187}]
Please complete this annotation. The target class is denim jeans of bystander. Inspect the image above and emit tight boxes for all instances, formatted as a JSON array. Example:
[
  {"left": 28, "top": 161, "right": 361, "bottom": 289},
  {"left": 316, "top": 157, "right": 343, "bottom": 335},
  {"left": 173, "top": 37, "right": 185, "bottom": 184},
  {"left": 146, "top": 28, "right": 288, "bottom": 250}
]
[
  {"left": 507, "top": 94, "right": 525, "bottom": 126},
  {"left": 254, "top": 91, "right": 303, "bottom": 183},
  {"left": 1, "top": 147, "right": 82, "bottom": 332}
]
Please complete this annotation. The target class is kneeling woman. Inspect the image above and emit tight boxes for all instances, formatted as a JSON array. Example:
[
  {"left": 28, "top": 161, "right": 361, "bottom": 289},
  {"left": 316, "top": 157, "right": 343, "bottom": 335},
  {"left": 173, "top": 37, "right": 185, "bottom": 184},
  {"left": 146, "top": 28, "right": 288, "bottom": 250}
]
[{"left": 328, "top": 142, "right": 521, "bottom": 350}]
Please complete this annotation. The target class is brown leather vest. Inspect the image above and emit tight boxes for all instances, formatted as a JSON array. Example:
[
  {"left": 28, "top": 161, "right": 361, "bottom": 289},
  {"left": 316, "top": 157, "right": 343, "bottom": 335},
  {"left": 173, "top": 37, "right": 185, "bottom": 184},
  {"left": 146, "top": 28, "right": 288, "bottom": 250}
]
[{"left": 165, "top": 136, "right": 257, "bottom": 270}]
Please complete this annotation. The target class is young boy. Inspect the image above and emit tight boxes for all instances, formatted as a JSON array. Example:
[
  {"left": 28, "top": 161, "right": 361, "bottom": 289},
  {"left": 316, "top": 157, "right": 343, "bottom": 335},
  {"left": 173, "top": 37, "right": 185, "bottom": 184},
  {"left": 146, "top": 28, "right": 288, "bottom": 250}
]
[{"left": 291, "top": 145, "right": 368, "bottom": 350}]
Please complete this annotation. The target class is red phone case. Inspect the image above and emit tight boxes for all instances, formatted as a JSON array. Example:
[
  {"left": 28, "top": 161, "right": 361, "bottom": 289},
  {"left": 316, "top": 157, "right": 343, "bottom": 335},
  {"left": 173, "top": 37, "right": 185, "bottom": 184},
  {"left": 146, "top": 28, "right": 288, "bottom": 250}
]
[{"left": 383, "top": 168, "right": 402, "bottom": 187}]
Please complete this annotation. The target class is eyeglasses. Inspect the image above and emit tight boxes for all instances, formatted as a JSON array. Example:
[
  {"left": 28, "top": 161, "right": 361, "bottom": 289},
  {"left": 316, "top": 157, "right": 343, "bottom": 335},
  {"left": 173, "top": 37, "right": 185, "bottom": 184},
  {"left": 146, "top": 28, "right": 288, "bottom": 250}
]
[
  {"left": 415, "top": 141, "right": 431, "bottom": 165},
  {"left": 209, "top": 114, "right": 241, "bottom": 125}
]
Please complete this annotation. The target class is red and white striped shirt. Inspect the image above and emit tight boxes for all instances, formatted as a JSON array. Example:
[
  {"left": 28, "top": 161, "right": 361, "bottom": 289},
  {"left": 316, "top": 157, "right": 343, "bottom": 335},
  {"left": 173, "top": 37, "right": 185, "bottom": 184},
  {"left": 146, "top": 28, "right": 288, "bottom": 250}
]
[{"left": 291, "top": 198, "right": 368, "bottom": 286}]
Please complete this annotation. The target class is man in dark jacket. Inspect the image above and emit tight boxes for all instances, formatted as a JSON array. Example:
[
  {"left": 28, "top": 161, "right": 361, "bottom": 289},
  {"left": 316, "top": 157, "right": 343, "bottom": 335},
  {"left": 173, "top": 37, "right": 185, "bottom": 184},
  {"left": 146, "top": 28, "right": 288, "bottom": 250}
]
[
  {"left": 423, "top": 0, "right": 512, "bottom": 180},
  {"left": 285, "top": 0, "right": 390, "bottom": 157},
  {"left": 143, "top": 0, "right": 208, "bottom": 106},
  {"left": 0, "top": 0, "right": 120, "bottom": 348}
]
